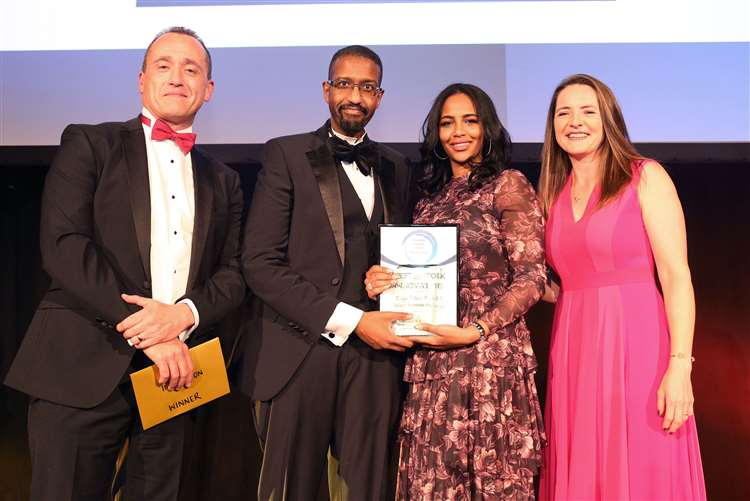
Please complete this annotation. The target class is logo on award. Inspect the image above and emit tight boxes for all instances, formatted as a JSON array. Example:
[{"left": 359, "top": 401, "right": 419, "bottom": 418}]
[{"left": 402, "top": 230, "right": 437, "bottom": 265}]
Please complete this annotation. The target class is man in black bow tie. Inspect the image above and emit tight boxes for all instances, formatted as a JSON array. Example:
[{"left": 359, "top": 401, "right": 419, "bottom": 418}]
[
  {"left": 239, "top": 45, "right": 413, "bottom": 500},
  {"left": 5, "top": 27, "right": 245, "bottom": 500}
]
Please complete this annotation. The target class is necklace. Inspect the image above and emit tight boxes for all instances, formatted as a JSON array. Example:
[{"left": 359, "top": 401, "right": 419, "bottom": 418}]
[
  {"left": 572, "top": 186, "right": 592, "bottom": 203},
  {"left": 571, "top": 165, "right": 600, "bottom": 204}
]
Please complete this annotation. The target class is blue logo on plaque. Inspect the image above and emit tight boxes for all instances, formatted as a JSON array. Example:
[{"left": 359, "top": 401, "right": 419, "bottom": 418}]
[{"left": 402, "top": 230, "right": 437, "bottom": 265}]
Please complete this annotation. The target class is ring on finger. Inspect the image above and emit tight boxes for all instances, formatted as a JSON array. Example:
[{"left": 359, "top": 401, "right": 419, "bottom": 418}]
[
  {"left": 366, "top": 282, "right": 373, "bottom": 290},
  {"left": 135, "top": 334, "right": 142, "bottom": 343}
]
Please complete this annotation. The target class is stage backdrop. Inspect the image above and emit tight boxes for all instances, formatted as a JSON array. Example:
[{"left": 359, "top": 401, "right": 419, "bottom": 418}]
[
  {"left": 1, "top": 155, "right": 748, "bottom": 500},
  {"left": 1, "top": 1, "right": 748, "bottom": 145},
  {"left": 1, "top": 0, "right": 749, "bottom": 499}
]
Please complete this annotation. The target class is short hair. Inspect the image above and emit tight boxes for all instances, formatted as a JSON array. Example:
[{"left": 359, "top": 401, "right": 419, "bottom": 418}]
[
  {"left": 328, "top": 45, "right": 383, "bottom": 85},
  {"left": 142, "top": 26, "right": 213, "bottom": 79}
]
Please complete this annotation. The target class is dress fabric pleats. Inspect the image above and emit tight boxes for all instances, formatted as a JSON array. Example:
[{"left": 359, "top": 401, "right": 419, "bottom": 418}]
[
  {"left": 539, "top": 161, "right": 706, "bottom": 500},
  {"left": 397, "top": 171, "right": 547, "bottom": 501}
]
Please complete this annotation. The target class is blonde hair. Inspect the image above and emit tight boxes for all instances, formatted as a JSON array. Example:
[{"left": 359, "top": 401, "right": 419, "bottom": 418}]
[{"left": 538, "top": 74, "right": 643, "bottom": 215}]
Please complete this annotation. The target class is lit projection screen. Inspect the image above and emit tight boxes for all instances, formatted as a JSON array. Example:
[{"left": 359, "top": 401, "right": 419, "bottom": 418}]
[{"left": 1, "top": 0, "right": 748, "bottom": 144}]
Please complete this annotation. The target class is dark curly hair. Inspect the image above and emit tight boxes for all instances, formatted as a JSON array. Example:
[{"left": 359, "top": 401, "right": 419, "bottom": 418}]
[{"left": 418, "top": 83, "right": 512, "bottom": 197}]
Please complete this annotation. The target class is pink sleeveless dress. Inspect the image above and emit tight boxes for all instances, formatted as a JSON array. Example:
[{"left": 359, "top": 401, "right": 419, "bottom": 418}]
[{"left": 539, "top": 162, "right": 706, "bottom": 500}]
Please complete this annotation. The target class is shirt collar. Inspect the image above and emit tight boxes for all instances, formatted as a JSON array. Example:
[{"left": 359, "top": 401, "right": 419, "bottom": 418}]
[
  {"left": 330, "top": 127, "right": 366, "bottom": 146},
  {"left": 141, "top": 107, "right": 194, "bottom": 134}
]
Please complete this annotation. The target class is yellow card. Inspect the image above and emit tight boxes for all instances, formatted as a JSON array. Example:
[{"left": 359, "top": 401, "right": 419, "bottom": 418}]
[{"left": 129, "top": 337, "right": 230, "bottom": 430}]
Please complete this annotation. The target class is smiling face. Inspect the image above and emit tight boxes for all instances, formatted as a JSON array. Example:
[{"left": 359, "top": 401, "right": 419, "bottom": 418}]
[
  {"left": 438, "top": 92, "right": 484, "bottom": 176},
  {"left": 139, "top": 32, "right": 214, "bottom": 131},
  {"left": 323, "top": 55, "right": 382, "bottom": 137},
  {"left": 553, "top": 83, "right": 604, "bottom": 161}
]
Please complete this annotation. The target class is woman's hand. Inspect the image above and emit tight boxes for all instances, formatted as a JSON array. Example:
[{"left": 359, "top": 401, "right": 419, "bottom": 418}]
[
  {"left": 403, "top": 322, "right": 483, "bottom": 349},
  {"left": 657, "top": 358, "right": 695, "bottom": 433},
  {"left": 364, "top": 265, "right": 398, "bottom": 299},
  {"left": 542, "top": 281, "right": 559, "bottom": 303}
]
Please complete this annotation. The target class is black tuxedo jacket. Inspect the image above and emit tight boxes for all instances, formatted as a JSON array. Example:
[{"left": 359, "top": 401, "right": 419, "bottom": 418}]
[
  {"left": 5, "top": 117, "right": 246, "bottom": 408},
  {"left": 238, "top": 123, "right": 411, "bottom": 401}
]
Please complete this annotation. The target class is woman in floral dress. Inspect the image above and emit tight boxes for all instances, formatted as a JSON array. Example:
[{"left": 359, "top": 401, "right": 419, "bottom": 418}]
[{"left": 366, "top": 83, "right": 546, "bottom": 500}]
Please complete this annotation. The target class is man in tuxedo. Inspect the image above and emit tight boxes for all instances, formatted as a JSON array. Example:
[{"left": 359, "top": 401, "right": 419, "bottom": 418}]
[
  {"left": 5, "top": 27, "right": 245, "bottom": 500},
  {"left": 240, "top": 46, "right": 413, "bottom": 500}
]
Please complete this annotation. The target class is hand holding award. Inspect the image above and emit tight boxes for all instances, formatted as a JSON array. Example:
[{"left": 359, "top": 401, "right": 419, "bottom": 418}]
[{"left": 377, "top": 225, "right": 459, "bottom": 336}]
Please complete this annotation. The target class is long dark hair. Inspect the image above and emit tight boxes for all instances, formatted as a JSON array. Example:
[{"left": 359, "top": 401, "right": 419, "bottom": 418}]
[
  {"left": 418, "top": 83, "right": 512, "bottom": 197},
  {"left": 538, "top": 74, "right": 643, "bottom": 215}
]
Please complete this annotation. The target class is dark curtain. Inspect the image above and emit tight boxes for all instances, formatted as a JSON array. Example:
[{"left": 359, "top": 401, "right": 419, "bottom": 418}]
[
  {"left": 1, "top": 158, "right": 749, "bottom": 501},
  {"left": 1, "top": 165, "right": 47, "bottom": 501}
]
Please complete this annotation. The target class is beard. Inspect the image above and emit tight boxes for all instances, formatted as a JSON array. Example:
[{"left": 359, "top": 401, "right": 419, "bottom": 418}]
[{"left": 333, "top": 104, "right": 370, "bottom": 136}]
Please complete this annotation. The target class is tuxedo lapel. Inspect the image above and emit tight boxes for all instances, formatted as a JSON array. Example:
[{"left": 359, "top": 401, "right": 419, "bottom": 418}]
[
  {"left": 307, "top": 125, "right": 345, "bottom": 266},
  {"left": 375, "top": 154, "right": 398, "bottom": 224},
  {"left": 187, "top": 148, "right": 214, "bottom": 290},
  {"left": 122, "top": 118, "right": 151, "bottom": 280}
]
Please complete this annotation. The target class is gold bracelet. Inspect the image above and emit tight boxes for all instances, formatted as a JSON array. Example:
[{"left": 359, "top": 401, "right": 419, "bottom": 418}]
[{"left": 670, "top": 353, "right": 695, "bottom": 362}]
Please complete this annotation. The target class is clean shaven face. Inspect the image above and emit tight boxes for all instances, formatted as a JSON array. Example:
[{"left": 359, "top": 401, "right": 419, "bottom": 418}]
[
  {"left": 553, "top": 83, "right": 604, "bottom": 161},
  {"left": 439, "top": 92, "right": 484, "bottom": 170},
  {"left": 139, "top": 32, "right": 214, "bottom": 131}
]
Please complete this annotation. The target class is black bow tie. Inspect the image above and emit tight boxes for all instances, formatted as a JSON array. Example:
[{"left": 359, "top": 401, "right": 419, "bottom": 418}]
[{"left": 328, "top": 133, "right": 379, "bottom": 176}]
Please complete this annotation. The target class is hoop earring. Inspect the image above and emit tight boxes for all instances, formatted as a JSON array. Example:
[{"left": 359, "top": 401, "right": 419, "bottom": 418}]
[
  {"left": 484, "top": 141, "right": 492, "bottom": 157},
  {"left": 433, "top": 146, "right": 448, "bottom": 161}
]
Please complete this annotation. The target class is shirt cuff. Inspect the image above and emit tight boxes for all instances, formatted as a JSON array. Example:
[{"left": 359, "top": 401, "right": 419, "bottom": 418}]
[
  {"left": 177, "top": 299, "right": 200, "bottom": 342},
  {"left": 322, "top": 302, "right": 364, "bottom": 347}
]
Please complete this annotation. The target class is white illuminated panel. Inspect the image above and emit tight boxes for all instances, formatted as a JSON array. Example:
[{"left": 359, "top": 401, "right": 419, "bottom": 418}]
[
  {"left": 0, "top": 1, "right": 748, "bottom": 145},
  {"left": 1, "top": 0, "right": 748, "bottom": 51}
]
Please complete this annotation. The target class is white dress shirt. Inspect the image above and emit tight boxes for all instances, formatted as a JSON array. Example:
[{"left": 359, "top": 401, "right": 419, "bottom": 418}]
[
  {"left": 322, "top": 129, "right": 376, "bottom": 346},
  {"left": 141, "top": 107, "right": 199, "bottom": 341}
]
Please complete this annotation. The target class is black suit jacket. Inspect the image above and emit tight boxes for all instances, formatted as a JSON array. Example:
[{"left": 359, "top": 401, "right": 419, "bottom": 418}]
[
  {"left": 5, "top": 117, "right": 246, "bottom": 408},
  {"left": 238, "top": 123, "right": 411, "bottom": 401}
]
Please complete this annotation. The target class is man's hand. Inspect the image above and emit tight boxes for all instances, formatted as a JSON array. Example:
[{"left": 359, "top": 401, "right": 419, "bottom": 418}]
[
  {"left": 117, "top": 294, "right": 194, "bottom": 349},
  {"left": 354, "top": 311, "right": 414, "bottom": 352},
  {"left": 364, "top": 265, "right": 398, "bottom": 299},
  {"left": 142, "top": 339, "right": 194, "bottom": 390}
]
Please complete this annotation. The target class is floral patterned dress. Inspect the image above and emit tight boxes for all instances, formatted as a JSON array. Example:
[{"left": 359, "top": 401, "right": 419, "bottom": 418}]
[{"left": 397, "top": 170, "right": 547, "bottom": 501}]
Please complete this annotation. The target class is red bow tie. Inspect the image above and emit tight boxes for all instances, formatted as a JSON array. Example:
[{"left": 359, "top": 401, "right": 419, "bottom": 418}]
[{"left": 140, "top": 115, "right": 196, "bottom": 155}]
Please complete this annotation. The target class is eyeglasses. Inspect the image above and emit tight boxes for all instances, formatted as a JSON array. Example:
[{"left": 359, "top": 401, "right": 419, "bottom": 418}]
[{"left": 326, "top": 79, "right": 383, "bottom": 97}]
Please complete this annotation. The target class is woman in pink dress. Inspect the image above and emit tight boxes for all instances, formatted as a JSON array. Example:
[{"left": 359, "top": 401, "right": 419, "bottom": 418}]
[{"left": 537, "top": 74, "right": 706, "bottom": 500}]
